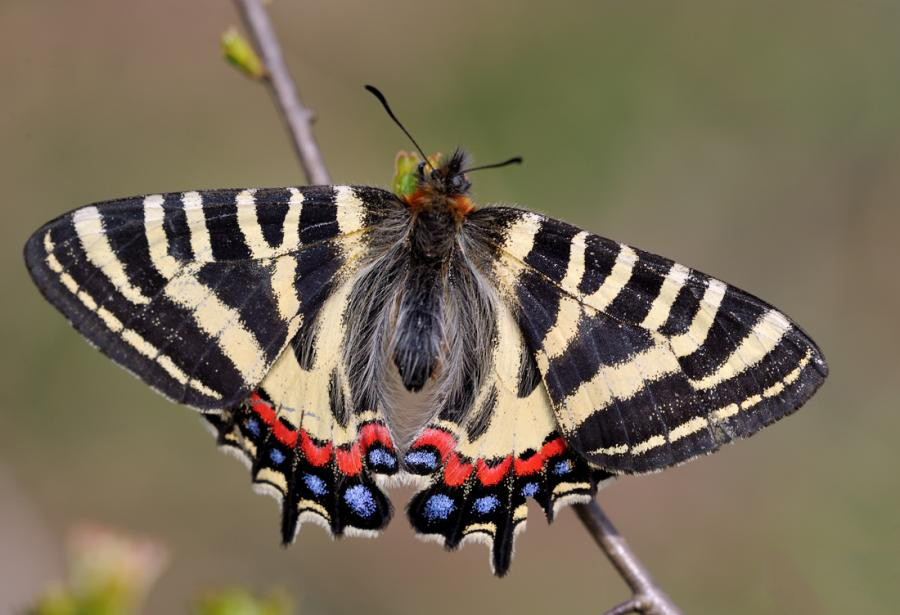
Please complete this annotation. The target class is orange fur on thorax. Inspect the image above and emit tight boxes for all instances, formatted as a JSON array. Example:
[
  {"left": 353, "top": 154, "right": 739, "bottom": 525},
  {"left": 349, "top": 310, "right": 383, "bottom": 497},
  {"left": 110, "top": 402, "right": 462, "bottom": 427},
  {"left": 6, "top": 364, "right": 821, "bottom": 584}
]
[{"left": 403, "top": 189, "right": 475, "bottom": 221}]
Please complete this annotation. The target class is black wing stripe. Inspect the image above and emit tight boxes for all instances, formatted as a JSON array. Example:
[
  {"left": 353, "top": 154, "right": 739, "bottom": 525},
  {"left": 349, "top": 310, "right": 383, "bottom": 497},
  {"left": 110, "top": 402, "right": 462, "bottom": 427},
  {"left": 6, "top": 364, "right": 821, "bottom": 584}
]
[
  {"left": 70, "top": 204, "right": 156, "bottom": 305},
  {"left": 103, "top": 204, "right": 170, "bottom": 299},
  {"left": 514, "top": 269, "right": 561, "bottom": 347},
  {"left": 162, "top": 193, "right": 195, "bottom": 261},
  {"left": 603, "top": 249, "right": 671, "bottom": 324},
  {"left": 523, "top": 221, "right": 576, "bottom": 283},
  {"left": 516, "top": 345, "right": 542, "bottom": 397},
  {"left": 579, "top": 338, "right": 820, "bottom": 472},
  {"left": 578, "top": 234, "right": 621, "bottom": 297},
  {"left": 544, "top": 311, "right": 657, "bottom": 405},
  {"left": 253, "top": 188, "right": 292, "bottom": 249},
  {"left": 202, "top": 189, "right": 253, "bottom": 261},
  {"left": 299, "top": 187, "right": 339, "bottom": 244},
  {"left": 290, "top": 242, "right": 345, "bottom": 371},
  {"left": 657, "top": 270, "right": 708, "bottom": 336}
]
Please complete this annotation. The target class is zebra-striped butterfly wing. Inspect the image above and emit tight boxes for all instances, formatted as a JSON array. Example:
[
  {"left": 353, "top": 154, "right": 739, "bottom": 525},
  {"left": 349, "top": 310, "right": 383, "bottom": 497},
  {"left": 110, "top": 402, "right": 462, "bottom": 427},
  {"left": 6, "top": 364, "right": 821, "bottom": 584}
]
[{"left": 25, "top": 151, "right": 826, "bottom": 576}]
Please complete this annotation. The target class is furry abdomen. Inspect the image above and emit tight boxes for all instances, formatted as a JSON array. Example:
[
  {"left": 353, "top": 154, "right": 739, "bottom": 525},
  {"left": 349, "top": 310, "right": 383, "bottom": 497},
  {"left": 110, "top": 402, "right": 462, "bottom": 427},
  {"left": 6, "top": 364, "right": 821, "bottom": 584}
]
[{"left": 343, "top": 203, "right": 498, "bottom": 444}]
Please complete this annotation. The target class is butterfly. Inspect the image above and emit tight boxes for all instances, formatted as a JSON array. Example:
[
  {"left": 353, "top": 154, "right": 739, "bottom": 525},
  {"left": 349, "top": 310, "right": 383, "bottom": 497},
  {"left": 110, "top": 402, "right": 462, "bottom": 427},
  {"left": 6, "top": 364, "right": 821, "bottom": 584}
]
[{"left": 23, "top": 86, "right": 827, "bottom": 576}]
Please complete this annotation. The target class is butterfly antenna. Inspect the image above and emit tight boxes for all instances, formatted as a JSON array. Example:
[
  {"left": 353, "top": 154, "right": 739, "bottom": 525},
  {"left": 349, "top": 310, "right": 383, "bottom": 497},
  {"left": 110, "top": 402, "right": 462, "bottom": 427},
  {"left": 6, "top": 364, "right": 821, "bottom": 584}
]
[
  {"left": 461, "top": 156, "right": 524, "bottom": 174},
  {"left": 365, "top": 85, "right": 433, "bottom": 170}
]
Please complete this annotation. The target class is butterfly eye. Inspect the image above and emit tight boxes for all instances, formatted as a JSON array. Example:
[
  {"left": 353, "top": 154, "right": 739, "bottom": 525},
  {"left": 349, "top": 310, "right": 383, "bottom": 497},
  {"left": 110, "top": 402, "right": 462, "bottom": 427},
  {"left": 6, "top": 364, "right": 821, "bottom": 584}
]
[
  {"left": 415, "top": 162, "right": 426, "bottom": 179},
  {"left": 448, "top": 174, "right": 470, "bottom": 195}
]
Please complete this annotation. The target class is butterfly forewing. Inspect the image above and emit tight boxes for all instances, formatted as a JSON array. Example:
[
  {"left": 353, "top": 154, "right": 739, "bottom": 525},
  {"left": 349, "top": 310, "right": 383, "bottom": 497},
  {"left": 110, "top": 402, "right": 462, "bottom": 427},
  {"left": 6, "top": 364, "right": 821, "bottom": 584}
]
[
  {"left": 24, "top": 185, "right": 391, "bottom": 408},
  {"left": 478, "top": 207, "right": 828, "bottom": 474}
]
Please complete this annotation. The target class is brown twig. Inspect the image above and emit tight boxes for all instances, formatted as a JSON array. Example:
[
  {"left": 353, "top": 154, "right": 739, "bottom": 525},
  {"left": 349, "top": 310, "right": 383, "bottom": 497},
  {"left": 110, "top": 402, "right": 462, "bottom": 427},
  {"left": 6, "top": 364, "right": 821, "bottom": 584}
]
[
  {"left": 574, "top": 500, "right": 682, "bottom": 614},
  {"left": 230, "top": 2, "right": 682, "bottom": 613},
  {"left": 232, "top": 0, "right": 330, "bottom": 185}
]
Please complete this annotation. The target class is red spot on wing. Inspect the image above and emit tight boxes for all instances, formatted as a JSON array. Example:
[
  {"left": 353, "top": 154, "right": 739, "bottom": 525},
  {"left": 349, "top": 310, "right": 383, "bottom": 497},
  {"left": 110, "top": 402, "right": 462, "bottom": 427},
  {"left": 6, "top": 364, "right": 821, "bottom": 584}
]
[
  {"left": 359, "top": 423, "right": 394, "bottom": 452},
  {"left": 336, "top": 443, "right": 363, "bottom": 476},
  {"left": 300, "top": 431, "right": 332, "bottom": 467},
  {"left": 248, "top": 391, "right": 396, "bottom": 474},
  {"left": 513, "top": 437, "right": 567, "bottom": 476},
  {"left": 411, "top": 428, "right": 456, "bottom": 460},
  {"left": 273, "top": 421, "right": 298, "bottom": 448},
  {"left": 444, "top": 453, "right": 474, "bottom": 487},
  {"left": 540, "top": 437, "right": 567, "bottom": 459},
  {"left": 476, "top": 456, "right": 513, "bottom": 486},
  {"left": 249, "top": 393, "right": 276, "bottom": 423},
  {"left": 249, "top": 393, "right": 297, "bottom": 447},
  {"left": 514, "top": 452, "right": 544, "bottom": 476}
]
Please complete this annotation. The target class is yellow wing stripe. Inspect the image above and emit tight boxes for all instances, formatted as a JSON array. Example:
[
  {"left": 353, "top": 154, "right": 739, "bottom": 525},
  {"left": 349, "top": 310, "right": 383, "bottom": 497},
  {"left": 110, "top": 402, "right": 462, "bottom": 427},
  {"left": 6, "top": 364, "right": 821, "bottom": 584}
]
[
  {"left": 590, "top": 348, "right": 813, "bottom": 457},
  {"left": 335, "top": 186, "right": 369, "bottom": 235},
  {"left": 583, "top": 244, "right": 637, "bottom": 311},
  {"left": 235, "top": 189, "right": 271, "bottom": 259},
  {"left": 143, "top": 195, "right": 180, "bottom": 278},
  {"left": 182, "top": 191, "right": 214, "bottom": 261},
  {"left": 669, "top": 278, "right": 727, "bottom": 357},
  {"left": 73, "top": 206, "right": 151, "bottom": 305},
  {"left": 641, "top": 262, "right": 690, "bottom": 331},
  {"left": 163, "top": 270, "right": 269, "bottom": 384}
]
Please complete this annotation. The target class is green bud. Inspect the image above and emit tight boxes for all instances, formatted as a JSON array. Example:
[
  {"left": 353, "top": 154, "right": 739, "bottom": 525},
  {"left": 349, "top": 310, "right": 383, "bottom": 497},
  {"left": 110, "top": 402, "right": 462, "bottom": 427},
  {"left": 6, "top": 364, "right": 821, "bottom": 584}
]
[{"left": 221, "top": 28, "right": 266, "bottom": 79}]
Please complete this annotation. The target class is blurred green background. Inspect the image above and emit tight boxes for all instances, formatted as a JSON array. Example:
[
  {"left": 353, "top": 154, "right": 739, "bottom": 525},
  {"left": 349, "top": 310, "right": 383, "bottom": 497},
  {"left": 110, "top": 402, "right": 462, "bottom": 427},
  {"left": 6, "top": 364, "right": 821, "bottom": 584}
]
[{"left": 2, "top": 1, "right": 899, "bottom": 613}]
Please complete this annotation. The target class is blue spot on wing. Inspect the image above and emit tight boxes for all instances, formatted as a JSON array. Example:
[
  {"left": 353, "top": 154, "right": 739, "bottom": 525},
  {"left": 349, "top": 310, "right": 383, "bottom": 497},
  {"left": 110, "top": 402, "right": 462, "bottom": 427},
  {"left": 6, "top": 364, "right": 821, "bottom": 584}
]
[
  {"left": 423, "top": 494, "right": 455, "bottom": 521},
  {"left": 472, "top": 495, "right": 500, "bottom": 515},
  {"left": 245, "top": 418, "right": 261, "bottom": 437},
  {"left": 343, "top": 484, "right": 377, "bottom": 518},
  {"left": 406, "top": 450, "right": 438, "bottom": 470},
  {"left": 521, "top": 482, "right": 539, "bottom": 498},
  {"left": 552, "top": 459, "right": 573, "bottom": 475},
  {"left": 303, "top": 473, "right": 327, "bottom": 497},
  {"left": 269, "top": 448, "right": 286, "bottom": 465},
  {"left": 368, "top": 448, "right": 397, "bottom": 469}
]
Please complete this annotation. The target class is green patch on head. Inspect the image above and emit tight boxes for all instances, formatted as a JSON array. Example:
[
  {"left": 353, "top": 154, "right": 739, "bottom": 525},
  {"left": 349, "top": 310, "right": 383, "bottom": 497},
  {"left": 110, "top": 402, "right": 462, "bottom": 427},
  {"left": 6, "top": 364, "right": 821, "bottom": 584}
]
[{"left": 392, "top": 151, "right": 443, "bottom": 198}]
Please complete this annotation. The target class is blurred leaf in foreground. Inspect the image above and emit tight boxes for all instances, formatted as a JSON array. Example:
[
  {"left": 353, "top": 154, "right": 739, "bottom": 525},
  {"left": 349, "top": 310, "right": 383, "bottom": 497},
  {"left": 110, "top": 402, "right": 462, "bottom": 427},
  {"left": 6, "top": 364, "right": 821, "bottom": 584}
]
[
  {"left": 27, "top": 525, "right": 168, "bottom": 615},
  {"left": 193, "top": 588, "right": 293, "bottom": 615}
]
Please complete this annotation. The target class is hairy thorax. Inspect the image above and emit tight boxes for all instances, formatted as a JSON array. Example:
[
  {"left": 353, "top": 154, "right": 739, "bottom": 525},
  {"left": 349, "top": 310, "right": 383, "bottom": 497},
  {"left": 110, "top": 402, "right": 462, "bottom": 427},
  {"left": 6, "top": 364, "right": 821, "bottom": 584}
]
[{"left": 342, "top": 198, "right": 498, "bottom": 446}]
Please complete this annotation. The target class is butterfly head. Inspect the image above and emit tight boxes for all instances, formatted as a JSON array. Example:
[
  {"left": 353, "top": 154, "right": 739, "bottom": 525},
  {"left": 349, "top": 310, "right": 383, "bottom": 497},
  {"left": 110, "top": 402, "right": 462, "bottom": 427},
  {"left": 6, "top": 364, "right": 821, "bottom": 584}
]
[
  {"left": 367, "top": 85, "right": 521, "bottom": 221},
  {"left": 394, "top": 149, "right": 475, "bottom": 218}
]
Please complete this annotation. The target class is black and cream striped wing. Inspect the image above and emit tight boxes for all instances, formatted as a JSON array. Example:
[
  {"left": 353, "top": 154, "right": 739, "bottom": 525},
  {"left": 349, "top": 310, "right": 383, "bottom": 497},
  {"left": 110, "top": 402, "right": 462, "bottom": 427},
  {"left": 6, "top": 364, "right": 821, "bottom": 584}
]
[
  {"left": 404, "top": 299, "right": 612, "bottom": 576},
  {"left": 203, "top": 274, "right": 399, "bottom": 542},
  {"left": 479, "top": 208, "right": 828, "bottom": 474},
  {"left": 24, "top": 185, "right": 395, "bottom": 410}
]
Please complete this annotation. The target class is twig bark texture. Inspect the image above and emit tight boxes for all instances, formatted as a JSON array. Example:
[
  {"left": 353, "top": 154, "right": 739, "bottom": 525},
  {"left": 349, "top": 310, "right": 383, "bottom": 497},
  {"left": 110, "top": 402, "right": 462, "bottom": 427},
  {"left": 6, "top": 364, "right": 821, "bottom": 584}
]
[
  {"left": 574, "top": 501, "right": 682, "bottom": 614},
  {"left": 231, "top": 2, "right": 682, "bottom": 613},
  {"left": 233, "top": 0, "right": 330, "bottom": 185}
]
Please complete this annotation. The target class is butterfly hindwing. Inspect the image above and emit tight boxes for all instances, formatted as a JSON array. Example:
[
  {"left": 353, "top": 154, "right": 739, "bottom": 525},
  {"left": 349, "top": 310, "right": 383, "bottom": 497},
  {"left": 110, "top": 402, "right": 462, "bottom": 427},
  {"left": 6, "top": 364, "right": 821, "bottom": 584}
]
[
  {"left": 405, "top": 299, "right": 613, "bottom": 575},
  {"left": 479, "top": 207, "right": 828, "bottom": 473},
  {"left": 24, "top": 185, "right": 394, "bottom": 409},
  {"left": 204, "top": 276, "right": 398, "bottom": 540}
]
